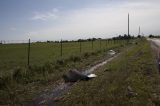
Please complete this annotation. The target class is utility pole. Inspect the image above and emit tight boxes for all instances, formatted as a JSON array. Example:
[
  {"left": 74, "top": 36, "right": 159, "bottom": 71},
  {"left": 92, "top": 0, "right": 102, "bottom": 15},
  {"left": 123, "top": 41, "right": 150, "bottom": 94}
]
[
  {"left": 128, "top": 13, "right": 130, "bottom": 37},
  {"left": 127, "top": 13, "right": 130, "bottom": 44},
  {"left": 138, "top": 26, "right": 141, "bottom": 35}
]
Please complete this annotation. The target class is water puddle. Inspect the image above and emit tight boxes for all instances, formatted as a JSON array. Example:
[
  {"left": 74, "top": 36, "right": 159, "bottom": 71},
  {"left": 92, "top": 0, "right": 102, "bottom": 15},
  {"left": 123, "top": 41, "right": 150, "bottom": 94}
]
[
  {"left": 84, "top": 55, "right": 117, "bottom": 75},
  {"left": 24, "top": 54, "right": 118, "bottom": 106}
]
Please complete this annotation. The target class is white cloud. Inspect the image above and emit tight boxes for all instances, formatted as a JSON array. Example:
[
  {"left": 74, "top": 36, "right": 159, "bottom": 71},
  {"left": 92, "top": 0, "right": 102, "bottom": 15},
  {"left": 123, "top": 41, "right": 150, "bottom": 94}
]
[
  {"left": 30, "top": 1, "right": 160, "bottom": 40},
  {"left": 31, "top": 8, "right": 59, "bottom": 21}
]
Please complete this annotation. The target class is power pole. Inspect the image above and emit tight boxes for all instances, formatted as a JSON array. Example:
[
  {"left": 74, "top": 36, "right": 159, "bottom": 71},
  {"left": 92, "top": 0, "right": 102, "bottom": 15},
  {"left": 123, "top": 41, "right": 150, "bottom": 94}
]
[
  {"left": 127, "top": 13, "right": 130, "bottom": 44},
  {"left": 138, "top": 26, "right": 141, "bottom": 35},
  {"left": 128, "top": 13, "right": 130, "bottom": 37}
]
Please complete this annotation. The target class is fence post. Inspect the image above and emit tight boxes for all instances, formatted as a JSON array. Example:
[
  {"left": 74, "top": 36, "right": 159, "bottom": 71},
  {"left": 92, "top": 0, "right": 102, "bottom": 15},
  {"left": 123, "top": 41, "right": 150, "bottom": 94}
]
[
  {"left": 27, "top": 39, "right": 30, "bottom": 68},
  {"left": 80, "top": 40, "right": 82, "bottom": 53},
  {"left": 60, "top": 39, "right": 62, "bottom": 57},
  {"left": 92, "top": 40, "right": 93, "bottom": 50},
  {"left": 100, "top": 39, "right": 101, "bottom": 50},
  {"left": 106, "top": 39, "right": 107, "bottom": 49}
]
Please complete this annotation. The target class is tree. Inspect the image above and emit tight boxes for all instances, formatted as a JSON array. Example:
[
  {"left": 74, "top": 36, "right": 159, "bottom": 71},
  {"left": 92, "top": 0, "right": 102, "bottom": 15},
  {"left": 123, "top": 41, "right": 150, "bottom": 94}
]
[
  {"left": 149, "top": 34, "right": 154, "bottom": 38},
  {"left": 137, "top": 35, "right": 141, "bottom": 38}
]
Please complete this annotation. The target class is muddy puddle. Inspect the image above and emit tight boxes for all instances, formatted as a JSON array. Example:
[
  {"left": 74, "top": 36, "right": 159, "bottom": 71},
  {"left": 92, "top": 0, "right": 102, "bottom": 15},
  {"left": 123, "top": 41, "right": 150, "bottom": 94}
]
[
  {"left": 83, "top": 55, "right": 117, "bottom": 75},
  {"left": 24, "top": 54, "right": 118, "bottom": 106}
]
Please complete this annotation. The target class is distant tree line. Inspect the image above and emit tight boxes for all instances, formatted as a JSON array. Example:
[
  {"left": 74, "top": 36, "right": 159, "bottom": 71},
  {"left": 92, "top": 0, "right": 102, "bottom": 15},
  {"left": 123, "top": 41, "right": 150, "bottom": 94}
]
[
  {"left": 112, "top": 34, "right": 136, "bottom": 40},
  {"left": 0, "top": 34, "right": 145, "bottom": 45},
  {"left": 148, "top": 34, "right": 160, "bottom": 38},
  {"left": 77, "top": 38, "right": 100, "bottom": 42},
  {"left": 0, "top": 41, "right": 3, "bottom": 44},
  {"left": 34, "top": 34, "right": 145, "bottom": 44},
  {"left": 43, "top": 38, "right": 100, "bottom": 43}
]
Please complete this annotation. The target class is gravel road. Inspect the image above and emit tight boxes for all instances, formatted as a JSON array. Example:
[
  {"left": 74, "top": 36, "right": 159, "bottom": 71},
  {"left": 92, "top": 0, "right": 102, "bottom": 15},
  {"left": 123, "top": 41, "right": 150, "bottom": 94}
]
[{"left": 149, "top": 38, "right": 160, "bottom": 71}]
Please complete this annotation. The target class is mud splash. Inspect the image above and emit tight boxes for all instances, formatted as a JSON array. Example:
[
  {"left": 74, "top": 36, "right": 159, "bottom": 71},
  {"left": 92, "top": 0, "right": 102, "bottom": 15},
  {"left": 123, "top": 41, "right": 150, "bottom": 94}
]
[{"left": 24, "top": 54, "right": 118, "bottom": 106}]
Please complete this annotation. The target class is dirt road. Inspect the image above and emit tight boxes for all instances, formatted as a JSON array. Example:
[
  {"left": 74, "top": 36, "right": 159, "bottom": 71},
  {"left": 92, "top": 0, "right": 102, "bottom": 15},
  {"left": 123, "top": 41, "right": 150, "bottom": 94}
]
[
  {"left": 150, "top": 39, "right": 160, "bottom": 57},
  {"left": 149, "top": 38, "right": 160, "bottom": 71},
  {"left": 151, "top": 39, "right": 160, "bottom": 46}
]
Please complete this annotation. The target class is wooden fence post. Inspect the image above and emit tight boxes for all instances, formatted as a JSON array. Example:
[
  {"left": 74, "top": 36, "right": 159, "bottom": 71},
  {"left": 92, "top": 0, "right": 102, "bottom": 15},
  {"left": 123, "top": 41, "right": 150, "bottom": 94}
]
[
  {"left": 80, "top": 40, "right": 82, "bottom": 53},
  {"left": 27, "top": 39, "right": 30, "bottom": 68},
  {"left": 60, "top": 39, "right": 62, "bottom": 57},
  {"left": 92, "top": 40, "right": 93, "bottom": 50},
  {"left": 100, "top": 39, "right": 101, "bottom": 50},
  {"left": 106, "top": 39, "right": 107, "bottom": 49}
]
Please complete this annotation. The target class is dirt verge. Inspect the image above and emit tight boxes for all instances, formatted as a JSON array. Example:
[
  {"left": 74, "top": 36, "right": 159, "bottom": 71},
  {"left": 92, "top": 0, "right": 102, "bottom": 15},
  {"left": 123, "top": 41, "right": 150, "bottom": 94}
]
[{"left": 150, "top": 39, "right": 160, "bottom": 72}]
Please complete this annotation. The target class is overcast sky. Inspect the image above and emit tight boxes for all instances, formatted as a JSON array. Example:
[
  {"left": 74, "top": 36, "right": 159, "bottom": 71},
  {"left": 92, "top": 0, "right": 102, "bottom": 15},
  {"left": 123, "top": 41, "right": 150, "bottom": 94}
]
[{"left": 0, "top": 0, "right": 160, "bottom": 40}]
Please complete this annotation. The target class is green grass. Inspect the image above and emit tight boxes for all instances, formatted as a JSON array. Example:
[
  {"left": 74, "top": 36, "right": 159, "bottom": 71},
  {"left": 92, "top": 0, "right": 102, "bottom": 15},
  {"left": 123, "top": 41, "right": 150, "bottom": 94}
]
[
  {"left": 0, "top": 39, "right": 129, "bottom": 105},
  {"left": 59, "top": 39, "right": 160, "bottom": 106},
  {"left": 0, "top": 40, "right": 123, "bottom": 72}
]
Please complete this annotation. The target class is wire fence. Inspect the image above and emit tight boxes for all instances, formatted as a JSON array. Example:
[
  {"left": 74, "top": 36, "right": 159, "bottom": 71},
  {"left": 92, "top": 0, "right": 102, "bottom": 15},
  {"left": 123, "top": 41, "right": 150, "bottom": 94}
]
[{"left": 0, "top": 39, "right": 126, "bottom": 71}]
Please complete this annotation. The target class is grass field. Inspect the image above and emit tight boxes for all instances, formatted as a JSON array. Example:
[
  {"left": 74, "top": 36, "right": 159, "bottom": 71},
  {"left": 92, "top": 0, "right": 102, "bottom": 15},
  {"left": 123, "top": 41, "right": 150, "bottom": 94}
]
[
  {"left": 0, "top": 39, "right": 128, "bottom": 105},
  {"left": 59, "top": 39, "right": 160, "bottom": 106},
  {"left": 2, "top": 38, "right": 158, "bottom": 105},
  {"left": 0, "top": 40, "right": 122, "bottom": 72}
]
